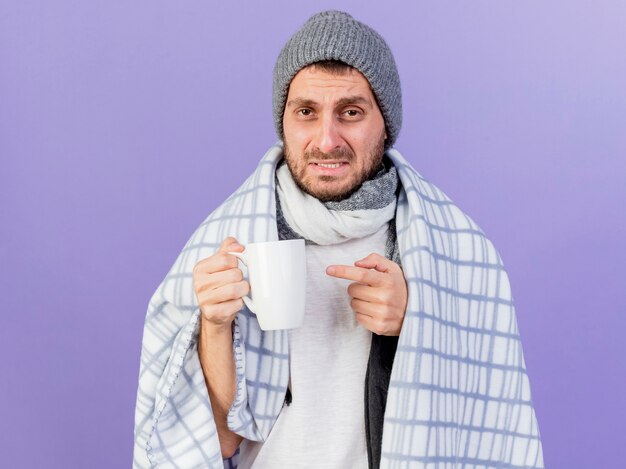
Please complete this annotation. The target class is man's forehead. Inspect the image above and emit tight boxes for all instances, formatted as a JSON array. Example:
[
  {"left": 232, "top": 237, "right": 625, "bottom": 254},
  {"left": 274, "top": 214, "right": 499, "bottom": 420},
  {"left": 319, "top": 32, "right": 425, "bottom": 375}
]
[
  {"left": 286, "top": 66, "right": 376, "bottom": 104},
  {"left": 293, "top": 63, "right": 364, "bottom": 82}
]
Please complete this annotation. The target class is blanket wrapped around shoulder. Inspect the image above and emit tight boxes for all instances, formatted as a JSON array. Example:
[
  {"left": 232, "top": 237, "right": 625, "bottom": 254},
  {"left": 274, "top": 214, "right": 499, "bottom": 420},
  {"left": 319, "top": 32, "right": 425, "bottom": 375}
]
[{"left": 133, "top": 143, "right": 544, "bottom": 468}]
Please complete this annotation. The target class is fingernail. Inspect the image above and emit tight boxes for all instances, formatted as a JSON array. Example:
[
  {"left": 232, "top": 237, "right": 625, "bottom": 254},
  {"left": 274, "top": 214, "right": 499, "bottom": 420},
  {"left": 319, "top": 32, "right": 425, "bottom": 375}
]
[{"left": 326, "top": 266, "right": 336, "bottom": 275}]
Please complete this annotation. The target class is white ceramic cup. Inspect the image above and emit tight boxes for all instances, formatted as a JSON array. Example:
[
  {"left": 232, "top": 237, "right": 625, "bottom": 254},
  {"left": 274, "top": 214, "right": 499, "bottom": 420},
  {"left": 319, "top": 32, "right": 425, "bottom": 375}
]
[{"left": 229, "top": 239, "right": 306, "bottom": 331}]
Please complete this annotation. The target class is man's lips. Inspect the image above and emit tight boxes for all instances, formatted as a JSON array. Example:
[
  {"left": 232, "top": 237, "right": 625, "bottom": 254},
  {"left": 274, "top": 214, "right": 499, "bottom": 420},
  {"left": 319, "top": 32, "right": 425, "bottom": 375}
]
[
  {"left": 308, "top": 161, "right": 350, "bottom": 175},
  {"left": 312, "top": 160, "right": 347, "bottom": 167}
]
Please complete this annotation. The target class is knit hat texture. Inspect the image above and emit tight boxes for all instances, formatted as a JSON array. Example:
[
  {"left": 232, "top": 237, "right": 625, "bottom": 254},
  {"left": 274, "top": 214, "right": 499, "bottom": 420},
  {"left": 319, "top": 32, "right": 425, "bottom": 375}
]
[{"left": 273, "top": 10, "right": 402, "bottom": 148}]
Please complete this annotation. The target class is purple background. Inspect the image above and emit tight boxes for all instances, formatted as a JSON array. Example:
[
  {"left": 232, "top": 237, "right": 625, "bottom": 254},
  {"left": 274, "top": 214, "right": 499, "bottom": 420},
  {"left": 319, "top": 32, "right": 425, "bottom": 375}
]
[{"left": 1, "top": 1, "right": 624, "bottom": 467}]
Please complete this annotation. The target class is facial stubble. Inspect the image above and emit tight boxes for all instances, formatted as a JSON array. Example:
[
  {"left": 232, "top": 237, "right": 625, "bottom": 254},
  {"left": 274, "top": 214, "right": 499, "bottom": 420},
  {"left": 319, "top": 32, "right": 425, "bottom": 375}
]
[{"left": 283, "top": 131, "right": 386, "bottom": 203}]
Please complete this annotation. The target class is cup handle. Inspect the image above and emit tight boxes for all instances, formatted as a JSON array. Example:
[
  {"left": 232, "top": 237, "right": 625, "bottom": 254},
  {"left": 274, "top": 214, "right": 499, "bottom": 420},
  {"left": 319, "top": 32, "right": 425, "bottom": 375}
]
[{"left": 228, "top": 250, "right": 256, "bottom": 314}]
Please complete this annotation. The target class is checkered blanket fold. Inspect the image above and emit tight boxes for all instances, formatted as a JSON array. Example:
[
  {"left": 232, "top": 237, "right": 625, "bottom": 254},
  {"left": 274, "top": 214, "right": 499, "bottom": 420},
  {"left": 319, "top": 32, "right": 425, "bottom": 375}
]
[{"left": 133, "top": 143, "right": 544, "bottom": 468}]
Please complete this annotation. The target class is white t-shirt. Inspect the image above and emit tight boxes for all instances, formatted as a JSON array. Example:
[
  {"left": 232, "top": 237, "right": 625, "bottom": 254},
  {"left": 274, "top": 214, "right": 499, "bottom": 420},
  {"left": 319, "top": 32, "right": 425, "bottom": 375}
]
[{"left": 238, "top": 224, "right": 389, "bottom": 469}]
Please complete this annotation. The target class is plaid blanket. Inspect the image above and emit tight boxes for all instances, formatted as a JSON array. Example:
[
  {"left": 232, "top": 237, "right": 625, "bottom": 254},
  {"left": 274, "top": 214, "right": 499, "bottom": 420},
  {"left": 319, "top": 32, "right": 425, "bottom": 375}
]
[{"left": 133, "top": 143, "right": 544, "bottom": 468}]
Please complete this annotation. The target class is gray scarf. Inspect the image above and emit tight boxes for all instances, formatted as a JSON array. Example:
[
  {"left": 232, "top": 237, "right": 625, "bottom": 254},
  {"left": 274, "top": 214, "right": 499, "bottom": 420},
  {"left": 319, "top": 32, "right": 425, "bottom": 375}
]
[{"left": 275, "top": 157, "right": 401, "bottom": 265}]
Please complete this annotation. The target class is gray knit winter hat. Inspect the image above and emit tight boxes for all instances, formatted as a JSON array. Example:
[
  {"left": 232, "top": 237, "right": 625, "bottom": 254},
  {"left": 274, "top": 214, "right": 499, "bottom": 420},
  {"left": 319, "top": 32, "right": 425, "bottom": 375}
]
[{"left": 273, "top": 10, "right": 402, "bottom": 148}]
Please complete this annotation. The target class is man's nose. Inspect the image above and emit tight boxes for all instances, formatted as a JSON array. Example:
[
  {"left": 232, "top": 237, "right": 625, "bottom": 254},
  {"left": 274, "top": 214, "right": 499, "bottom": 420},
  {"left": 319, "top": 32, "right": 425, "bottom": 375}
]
[{"left": 313, "top": 114, "right": 342, "bottom": 154}]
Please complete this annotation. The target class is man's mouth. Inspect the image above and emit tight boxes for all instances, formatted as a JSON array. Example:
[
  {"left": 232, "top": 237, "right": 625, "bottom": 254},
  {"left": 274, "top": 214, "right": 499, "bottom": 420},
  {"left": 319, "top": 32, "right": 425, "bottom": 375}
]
[
  {"left": 309, "top": 161, "right": 350, "bottom": 175},
  {"left": 315, "top": 162, "right": 343, "bottom": 169}
]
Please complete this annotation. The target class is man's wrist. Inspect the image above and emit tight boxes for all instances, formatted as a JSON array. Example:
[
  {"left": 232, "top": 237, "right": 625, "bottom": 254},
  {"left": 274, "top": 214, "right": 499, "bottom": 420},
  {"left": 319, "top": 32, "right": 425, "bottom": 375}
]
[{"left": 199, "top": 314, "right": 234, "bottom": 339}]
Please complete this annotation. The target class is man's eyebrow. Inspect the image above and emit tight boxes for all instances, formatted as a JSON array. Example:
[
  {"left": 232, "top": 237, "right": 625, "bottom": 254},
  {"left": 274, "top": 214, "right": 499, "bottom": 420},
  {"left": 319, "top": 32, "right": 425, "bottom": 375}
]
[
  {"left": 286, "top": 95, "right": 373, "bottom": 108},
  {"left": 335, "top": 96, "right": 372, "bottom": 107},
  {"left": 286, "top": 98, "right": 317, "bottom": 108}
]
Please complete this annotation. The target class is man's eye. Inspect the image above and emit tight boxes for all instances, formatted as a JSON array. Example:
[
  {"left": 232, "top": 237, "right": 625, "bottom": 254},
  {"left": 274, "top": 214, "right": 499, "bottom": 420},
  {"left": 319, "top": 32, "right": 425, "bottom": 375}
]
[
  {"left": 298, "top": 109, "right": 312, "bottom": 116},
  {"left": 344, "top": 109, "right": 361, "bottom": 117}
]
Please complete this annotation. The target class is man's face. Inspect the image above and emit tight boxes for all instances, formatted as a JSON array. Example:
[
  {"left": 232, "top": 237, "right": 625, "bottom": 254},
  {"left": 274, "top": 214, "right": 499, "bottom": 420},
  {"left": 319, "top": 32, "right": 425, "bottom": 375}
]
[{"left": 282, "top": 65, "right": 387, "bottom": 202}]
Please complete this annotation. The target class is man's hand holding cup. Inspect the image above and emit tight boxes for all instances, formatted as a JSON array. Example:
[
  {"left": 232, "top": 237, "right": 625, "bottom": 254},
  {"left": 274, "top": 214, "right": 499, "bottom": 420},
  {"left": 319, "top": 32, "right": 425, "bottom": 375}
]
[{"left": 193, "top": 237, "right": 249, "bottom": 334}]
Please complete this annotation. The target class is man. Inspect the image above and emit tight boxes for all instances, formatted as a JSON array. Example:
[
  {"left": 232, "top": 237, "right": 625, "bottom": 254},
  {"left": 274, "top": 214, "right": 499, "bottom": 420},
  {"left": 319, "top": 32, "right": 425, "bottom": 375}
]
[{"left": 134, "top": 10, "right": 544, "bottom": 469}]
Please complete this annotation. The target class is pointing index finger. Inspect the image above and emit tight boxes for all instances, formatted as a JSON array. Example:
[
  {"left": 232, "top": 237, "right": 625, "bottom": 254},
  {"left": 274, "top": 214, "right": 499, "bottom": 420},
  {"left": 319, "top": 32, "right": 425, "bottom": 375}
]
[{"left": 326, "top": 264, "right": 384, "bottom": 286}]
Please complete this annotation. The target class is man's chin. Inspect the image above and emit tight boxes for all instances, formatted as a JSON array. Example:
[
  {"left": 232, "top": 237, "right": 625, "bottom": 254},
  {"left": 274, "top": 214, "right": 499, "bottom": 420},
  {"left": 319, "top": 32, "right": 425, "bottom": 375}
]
[{"left": 304, "top": 181, "right": 362, "bottom": 203}]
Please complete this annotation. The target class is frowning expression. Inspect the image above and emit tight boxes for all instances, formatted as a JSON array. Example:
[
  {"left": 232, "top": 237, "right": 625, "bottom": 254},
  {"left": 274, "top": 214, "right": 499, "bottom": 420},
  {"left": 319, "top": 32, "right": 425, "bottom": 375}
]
[{"left": 282, "top": 65, "right": 387, "bottom": 202}]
